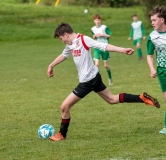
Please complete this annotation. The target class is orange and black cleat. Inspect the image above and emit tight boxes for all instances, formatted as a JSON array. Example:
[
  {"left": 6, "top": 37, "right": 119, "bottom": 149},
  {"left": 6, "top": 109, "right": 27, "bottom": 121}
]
[
  {"left": 49, "top": 132, "right": 66, "bottom": 141},
  {"left": 140, "top": 92, "right": 160, "bottom": 108}
]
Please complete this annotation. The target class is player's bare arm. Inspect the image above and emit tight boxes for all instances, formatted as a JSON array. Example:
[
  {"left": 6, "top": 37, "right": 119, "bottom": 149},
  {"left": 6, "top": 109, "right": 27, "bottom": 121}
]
[
  {"left": 103, "top": 34, "right": 111, "bottom": 38},
  {"left": 47, "top": 54, "right": 66, "bottom": 77},
  {"left": 106, "top": 44, "right": 134, "bottom": 55},
  {"left": 95, "top": 33, "right": 111, "bottom": 38},
  {"left": 93, "top": 33, "right": 101, "bottom": 38},
  {"left": 147, "top": 55, "right": 157, "bottom": 78}
]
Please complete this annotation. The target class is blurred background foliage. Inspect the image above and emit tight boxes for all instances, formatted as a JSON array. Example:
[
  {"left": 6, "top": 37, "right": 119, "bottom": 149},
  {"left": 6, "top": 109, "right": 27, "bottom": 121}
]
[
  {"left": 1, "top": 0, "right": 166, "bottom": 41},
  {"left": 16, "top": 0, "right": 166, "bottom": 8},
  {"left": 18, "top": 0, "right": 166, "bottom": 16}
]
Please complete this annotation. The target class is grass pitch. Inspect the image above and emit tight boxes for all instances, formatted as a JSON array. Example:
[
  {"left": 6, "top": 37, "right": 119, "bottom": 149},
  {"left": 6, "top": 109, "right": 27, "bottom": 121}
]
[
  {"left": 0, "top": 1, "right": 166, "bottom": 160},
  {"left": 1, "top": 38, "right": 165, "bottom": 160}
]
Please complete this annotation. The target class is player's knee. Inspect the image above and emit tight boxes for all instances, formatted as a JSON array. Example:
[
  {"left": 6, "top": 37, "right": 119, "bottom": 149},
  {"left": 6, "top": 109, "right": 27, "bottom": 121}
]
[
  {"left": 104, "top": 65, "right": 109, "bottom": 69},
  {"left": 105, "top": 65, "right": 110, "bottom": 70},
  {"left": 60, "top": 104, "right": 70, "bottom": 113},
  {"left": 136, "top": 44, "right": 140, "bottom": 48}
]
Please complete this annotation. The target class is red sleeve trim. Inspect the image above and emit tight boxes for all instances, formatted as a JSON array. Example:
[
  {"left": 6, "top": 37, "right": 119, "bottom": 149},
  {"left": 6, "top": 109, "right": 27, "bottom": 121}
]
[
  {"left": 77, "top": 34, "right": 89, "bottom": 50},
  {"left": 80, "top": 35, "right": 89, "bottom": 50}
]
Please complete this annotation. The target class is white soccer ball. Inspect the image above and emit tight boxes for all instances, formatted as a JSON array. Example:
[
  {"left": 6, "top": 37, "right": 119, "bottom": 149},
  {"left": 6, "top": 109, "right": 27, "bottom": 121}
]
[
  {"left": 38, "top": 124, "right": 55, "bottom": 139},
  {"left": 84, "top": 9, "right": 88, "bottom": 13}
]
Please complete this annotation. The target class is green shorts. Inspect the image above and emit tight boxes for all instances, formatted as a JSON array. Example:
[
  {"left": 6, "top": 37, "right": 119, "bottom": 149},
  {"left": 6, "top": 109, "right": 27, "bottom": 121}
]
[
  {"left": 133, "top": 38, "right": 142, "bottom": 45},
  {"left": 157, "top": 66, "right": 166, "bottom": 92},
  {"left": 93, "top": 48, "right": 110, "bottom": 61}
]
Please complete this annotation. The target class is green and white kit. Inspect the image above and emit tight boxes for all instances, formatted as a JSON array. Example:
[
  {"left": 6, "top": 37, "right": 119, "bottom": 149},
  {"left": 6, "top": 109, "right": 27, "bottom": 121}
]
[
  {"left": 91, "top": 25, "right": 112, "bottom": 61},
  {"left": 129, "top": 21, "right": 146, "bottom": 59},
  {"left": 147, "top": 30, "right": 166, "bottom": 92}
]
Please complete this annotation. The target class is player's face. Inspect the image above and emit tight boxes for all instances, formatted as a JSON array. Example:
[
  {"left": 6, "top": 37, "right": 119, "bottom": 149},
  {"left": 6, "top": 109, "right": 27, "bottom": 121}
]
[
  {"left": 132, "top": 16, "right": 138, "bottom": 22},
  {"left": 150, "top": 14, "right": 164, "bottom": 31},
  {"left": 94, "top": 18, "right": 101, "bottom": 27},
  {"left": 59, "top": 33, "right": 72, "bottom": 45}
]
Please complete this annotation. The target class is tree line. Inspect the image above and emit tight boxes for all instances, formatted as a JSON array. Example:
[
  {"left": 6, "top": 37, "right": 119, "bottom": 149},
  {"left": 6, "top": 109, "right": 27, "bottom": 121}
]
[{"left": 21, "top": 0, "right": 166, "bottom": 18}]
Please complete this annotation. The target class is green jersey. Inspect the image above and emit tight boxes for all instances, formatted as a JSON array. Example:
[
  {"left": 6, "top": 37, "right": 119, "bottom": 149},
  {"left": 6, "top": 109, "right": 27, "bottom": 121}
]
[
  {"left": 91, "top": 25, "right": 112, "bottom": 43},
  {"left": 147, "top": 30, "right": 166, "bottom": 67}
]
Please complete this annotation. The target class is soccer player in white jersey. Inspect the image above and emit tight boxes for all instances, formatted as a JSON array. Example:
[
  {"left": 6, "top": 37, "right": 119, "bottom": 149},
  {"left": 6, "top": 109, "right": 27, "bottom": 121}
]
[
  {"left": 146, "top": 5, "right": 166, "bottom": 133},
  {"left": 128, "top": 14, "right": 146, "bottom": 60},
  {"left": 47, "top": 22, "right": 160, "bottom": 141},
  {"left": 91, "top": 14, "right": 113, "bottom": 85}
]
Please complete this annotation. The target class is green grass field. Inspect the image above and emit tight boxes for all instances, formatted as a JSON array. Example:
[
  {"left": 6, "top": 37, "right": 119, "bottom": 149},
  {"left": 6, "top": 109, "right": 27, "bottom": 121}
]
[{"left": 1, "top": 1, "right": 166, "bottom": 159}]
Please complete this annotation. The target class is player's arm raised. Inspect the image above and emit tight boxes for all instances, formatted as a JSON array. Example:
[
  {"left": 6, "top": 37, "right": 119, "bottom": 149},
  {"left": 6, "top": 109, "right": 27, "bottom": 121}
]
[
  {"left": 106, "top": 44, "right": 134, "bottom": 55},
  {"left": 47, "top": 54, "right": 66, "bottom": 77}
]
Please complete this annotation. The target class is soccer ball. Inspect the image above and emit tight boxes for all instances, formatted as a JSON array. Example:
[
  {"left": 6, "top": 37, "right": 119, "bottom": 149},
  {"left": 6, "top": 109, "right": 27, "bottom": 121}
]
[
  {"left": 38, "top": 124, "right": 55, "bottom": 139},
  {"left": 84, "top": 9, "right": 88, "bottom": 13}
]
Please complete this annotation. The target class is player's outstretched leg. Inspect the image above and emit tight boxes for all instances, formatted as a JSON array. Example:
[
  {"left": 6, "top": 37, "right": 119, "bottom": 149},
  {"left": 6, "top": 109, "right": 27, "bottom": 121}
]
[
  {"left": 119, "top": 92, "right": 160, "bottom": 108},
  {"left": 139, "top": 92, "right": 160, "bottom": 108}
]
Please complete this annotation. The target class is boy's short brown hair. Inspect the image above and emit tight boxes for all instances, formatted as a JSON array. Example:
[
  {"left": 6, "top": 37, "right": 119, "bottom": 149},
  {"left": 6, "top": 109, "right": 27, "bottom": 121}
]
[
  {"left": 132, "top": 14, "right": 138, "bottom": 17},
  {"left": 93, "top": 14, "right": 101, "bottom": 19},
  {"left": 149, "top": 5, "right": 166, "bottom": 24},
  {"left": 54, "top": 22, "right": 73, "bottom": 38}
]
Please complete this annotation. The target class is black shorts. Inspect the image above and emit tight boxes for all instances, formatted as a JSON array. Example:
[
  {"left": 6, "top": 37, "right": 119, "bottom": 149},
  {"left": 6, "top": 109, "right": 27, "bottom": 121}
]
[{"left": 73, "top": 72, "right": 106, "bottom": 98}]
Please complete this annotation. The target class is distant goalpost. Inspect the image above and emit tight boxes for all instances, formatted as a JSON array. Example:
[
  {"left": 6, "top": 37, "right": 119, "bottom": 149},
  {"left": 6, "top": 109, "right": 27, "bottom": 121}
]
[{"left": 35, "top": 0, "right": 60, "bottom": 6}]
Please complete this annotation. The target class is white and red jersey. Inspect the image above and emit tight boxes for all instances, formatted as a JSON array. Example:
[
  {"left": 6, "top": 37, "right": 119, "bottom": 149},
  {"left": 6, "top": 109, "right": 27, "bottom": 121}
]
[{"left": 62, "top": 33, "right": 107, "bottom": 82}]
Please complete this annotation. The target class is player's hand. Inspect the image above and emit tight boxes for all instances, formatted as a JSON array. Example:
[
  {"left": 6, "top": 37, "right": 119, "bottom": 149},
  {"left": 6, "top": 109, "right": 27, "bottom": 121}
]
[
  {"left": 143, "top": 36, "right": 146, "bottom": 40},
  {"left": 95, "top": 33, "right": 103, "bottom": 37},
  {"left": 150, "top": 69, "right": 157, "bottom": 78},
  {"left": 47, "top": 65, "right": 54, "bottom": 77},
  {"left": 128, "top": 37, "right": 131, "bottom": 40},
  {"left": 124, "top": 48, "right": 134, "bottom": 55}
]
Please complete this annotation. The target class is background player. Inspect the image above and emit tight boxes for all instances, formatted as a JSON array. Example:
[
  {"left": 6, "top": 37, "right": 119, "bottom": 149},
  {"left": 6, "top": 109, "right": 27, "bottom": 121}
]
[
  {"left": 128, "top": 14, "right": 146, "bottom": 60},
  {"left": 91, "top": 14, "right": 113, "bottom": 85}
]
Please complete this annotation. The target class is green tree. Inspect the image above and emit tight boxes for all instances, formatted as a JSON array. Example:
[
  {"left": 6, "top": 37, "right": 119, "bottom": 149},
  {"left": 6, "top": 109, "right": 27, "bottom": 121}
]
[
  {"left": 108, "top": 0, "right": 139, "bottom": 7},
  {"left": 66, "top": 0, "right": 140, "bottom": 7},
  {"left": 140, "top": 0, "right": 166, "bottom": 18}
]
